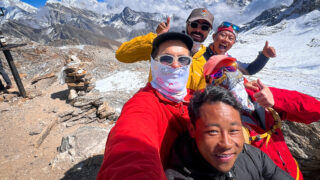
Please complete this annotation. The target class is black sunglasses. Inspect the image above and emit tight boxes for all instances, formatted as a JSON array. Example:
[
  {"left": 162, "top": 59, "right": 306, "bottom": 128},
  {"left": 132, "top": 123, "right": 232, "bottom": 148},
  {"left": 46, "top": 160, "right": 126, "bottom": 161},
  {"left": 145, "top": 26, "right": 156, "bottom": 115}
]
[
  {"left": 189, "top": 21, "right": 211, "bottom": 31},
  {"left": 155, "top": 54, "right": 192, "bottom": 66}
]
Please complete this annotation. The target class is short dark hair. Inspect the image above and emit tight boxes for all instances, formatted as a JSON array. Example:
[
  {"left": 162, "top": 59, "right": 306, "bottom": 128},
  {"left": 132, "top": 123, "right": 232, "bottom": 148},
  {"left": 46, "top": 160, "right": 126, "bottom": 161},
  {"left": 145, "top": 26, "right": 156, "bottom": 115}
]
[
  {"left": 151, "top": 32, "right": 193, "bottom": 59},
  {"left": 188, "top": 85, "right": 242, "bottom": 125}
]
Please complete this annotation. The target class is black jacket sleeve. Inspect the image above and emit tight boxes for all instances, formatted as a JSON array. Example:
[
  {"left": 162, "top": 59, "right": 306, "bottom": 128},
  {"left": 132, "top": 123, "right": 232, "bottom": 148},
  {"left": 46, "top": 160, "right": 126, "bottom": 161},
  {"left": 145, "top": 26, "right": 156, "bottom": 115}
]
[{"left": 240, "top": 52, "right": 270, "bottom": 75}]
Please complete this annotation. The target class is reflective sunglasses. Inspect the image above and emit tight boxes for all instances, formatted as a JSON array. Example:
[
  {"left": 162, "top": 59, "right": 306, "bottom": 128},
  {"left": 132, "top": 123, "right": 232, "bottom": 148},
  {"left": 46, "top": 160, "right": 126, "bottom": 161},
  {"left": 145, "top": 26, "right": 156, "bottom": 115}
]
[
  {"left": 189, "top": 21, "right": 211, "bottom": 31},
  {"left": 219, "top": 21, "right": 240, "bottom": 32},
  {"left": 210, "top": 65, "right": 237, "bottom": 80},
  {"left": 155, "top": 54, "right": 192, "bottom": 66}
]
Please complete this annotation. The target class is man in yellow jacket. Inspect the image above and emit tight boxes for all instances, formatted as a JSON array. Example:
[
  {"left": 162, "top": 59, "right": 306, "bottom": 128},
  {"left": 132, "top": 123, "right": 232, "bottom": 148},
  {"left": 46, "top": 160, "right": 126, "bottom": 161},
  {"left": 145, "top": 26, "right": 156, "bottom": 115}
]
[{"left": 116, "top": 8, "right": 214, "bottom": 91}]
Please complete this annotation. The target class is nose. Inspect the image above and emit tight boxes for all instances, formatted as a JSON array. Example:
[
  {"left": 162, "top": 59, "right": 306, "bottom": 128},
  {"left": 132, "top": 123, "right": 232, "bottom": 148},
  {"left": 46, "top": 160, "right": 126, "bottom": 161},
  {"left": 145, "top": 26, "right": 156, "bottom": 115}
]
[
  {"left": 218, "top": 132, "right": 233, "bottom": 149},
  {"left": 170, "top": 59, "right": 181, "bottom": 68}
]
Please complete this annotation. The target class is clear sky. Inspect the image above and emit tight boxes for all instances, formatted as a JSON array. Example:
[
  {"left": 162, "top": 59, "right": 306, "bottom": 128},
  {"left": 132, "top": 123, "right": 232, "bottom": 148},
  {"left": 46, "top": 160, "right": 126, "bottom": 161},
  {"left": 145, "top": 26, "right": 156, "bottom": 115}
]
[{"left": 20, "top": 0, "right": 105, "bottom": 8}]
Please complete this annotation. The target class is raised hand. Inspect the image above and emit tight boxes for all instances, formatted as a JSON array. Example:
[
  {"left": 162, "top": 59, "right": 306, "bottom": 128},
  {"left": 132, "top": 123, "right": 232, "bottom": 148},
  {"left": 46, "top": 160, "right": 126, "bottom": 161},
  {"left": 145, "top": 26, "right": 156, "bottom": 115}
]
[
  {"left": 253, "top": 79, "right": 275, "bottom": 108},
  {"left": 156, "top": 16, "right": 171, "bottom": 35},
  {"left": 262, "top": 41, "right": 276, "bottom": 58}
]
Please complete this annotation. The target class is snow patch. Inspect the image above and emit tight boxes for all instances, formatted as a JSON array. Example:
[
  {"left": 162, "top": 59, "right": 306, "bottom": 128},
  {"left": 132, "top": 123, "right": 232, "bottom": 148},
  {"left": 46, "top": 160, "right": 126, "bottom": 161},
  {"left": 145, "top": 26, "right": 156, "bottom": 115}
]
[
  {"left": 95, "top": 71, "right": 146, "bottom": 93},
  {"left": 58, "top": 45, "right": 85, "bottom": 50}
]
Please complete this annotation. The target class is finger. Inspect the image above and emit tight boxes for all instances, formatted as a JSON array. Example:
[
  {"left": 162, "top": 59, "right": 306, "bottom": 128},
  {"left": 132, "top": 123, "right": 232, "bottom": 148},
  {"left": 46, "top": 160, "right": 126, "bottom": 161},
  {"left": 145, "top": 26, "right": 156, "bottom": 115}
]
[
  {"left": 264, "top": 41, "right": 269, "bottom": 48},
  {"left": 253, "top": 92, "right": 265, "bottom": 99},
  {"left": 257, "top": 79, "right": 266, "bottom": 90},
  {"left": 166, "top": 16, "right": 171, "bottom": 29},
  {"left": 246, "top": 84, "right": 259, "bottom": 91},
  {"left": 270, "top": 47, "right": 276, "bottom": 57},
  {"left": 166, "top": 16, "right": 171, "bottom": 26},
  {"left": 249, "top": 85, "right": 259, "bottom": 91},
  {"left": 159, "top": 22, "right": 166, "bottom": 28}
]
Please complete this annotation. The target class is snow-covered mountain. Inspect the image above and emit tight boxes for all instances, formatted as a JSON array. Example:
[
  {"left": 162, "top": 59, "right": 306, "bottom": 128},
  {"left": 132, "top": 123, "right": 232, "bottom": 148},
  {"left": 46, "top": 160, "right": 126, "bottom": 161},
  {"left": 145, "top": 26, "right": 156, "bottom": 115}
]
[{"left": 0, "top": 0, "right": 319, "bottom": 98}]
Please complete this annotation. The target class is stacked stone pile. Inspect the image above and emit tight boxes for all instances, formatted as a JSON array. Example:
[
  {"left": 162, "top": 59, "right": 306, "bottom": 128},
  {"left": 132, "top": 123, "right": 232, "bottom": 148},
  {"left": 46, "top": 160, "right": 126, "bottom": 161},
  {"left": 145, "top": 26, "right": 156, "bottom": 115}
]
[
  {"left": 64, "top": 55, "right": 95, "bottom": 94},
  {"left": 58, "top": 55, "right": 118, "bottom": 127}
]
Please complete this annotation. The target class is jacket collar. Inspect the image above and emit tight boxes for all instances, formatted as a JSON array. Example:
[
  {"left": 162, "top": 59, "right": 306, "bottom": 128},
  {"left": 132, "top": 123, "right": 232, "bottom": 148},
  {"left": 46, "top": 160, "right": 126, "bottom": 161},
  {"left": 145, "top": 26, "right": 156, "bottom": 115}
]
[{"left": 193, "top": 44, "right": 207, "bottom": 59}]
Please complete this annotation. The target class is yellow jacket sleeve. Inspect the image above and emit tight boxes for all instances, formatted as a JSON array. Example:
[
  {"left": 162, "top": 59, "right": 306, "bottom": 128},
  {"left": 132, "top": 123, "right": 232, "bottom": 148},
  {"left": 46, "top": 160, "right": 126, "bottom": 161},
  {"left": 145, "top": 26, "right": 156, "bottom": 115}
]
[{"left": 115, "top": 32, "right": 157, "bottom": 63}]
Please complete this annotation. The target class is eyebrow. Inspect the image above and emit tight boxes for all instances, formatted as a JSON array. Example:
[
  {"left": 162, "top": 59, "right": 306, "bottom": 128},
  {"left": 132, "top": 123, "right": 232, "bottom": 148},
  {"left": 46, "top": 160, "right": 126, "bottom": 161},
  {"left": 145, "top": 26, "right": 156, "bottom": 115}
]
[{"left": 206, "top": 122, "right": 241, "bottom": 127}]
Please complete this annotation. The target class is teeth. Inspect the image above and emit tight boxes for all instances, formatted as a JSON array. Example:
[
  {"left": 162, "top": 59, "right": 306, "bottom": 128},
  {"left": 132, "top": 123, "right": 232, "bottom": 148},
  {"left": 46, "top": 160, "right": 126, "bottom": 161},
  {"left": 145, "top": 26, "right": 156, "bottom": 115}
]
[
  {"left": 219, "top": 45, "right": 226, "bottom": 50},
  {"left": 217, "top": 154, "right": 231, "bottom": 158}
]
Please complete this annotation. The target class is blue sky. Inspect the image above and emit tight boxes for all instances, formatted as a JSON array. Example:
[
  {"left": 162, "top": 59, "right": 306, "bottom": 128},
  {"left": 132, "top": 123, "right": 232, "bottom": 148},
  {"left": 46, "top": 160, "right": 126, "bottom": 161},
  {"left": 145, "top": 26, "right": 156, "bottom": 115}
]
[{"left": 20, "top": 0, "right": 105, "bottom": 7}]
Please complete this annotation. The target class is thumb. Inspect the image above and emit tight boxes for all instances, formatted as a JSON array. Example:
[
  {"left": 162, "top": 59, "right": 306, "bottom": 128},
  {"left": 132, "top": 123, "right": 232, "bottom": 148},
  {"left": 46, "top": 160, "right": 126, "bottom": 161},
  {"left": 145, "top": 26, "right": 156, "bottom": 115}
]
[
  {"left": 257, "top": 79, "right": 266, "bottom": 90},
  {"left": 166, "top": 16, "right": 171, "bottom": 28},
  {"left": 264, "top": 41, "right": 269, "bottom": 49}
]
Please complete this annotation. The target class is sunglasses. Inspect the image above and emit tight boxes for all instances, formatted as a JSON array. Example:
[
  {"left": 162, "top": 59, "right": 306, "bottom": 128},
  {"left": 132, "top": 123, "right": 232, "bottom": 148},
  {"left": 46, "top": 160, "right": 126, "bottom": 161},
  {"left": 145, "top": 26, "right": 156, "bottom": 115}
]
[
  {"left": 189, "top": 21, "right": 211, "bottom": 31},
  {"left": 209, "top": 63, "right": 238, "bottom": 80},
  {"left": 219, "top": 21, "right": 240, "bottom": 32},
  {"left": 155, "top": 54, "right": 192, "bottom": 66}
]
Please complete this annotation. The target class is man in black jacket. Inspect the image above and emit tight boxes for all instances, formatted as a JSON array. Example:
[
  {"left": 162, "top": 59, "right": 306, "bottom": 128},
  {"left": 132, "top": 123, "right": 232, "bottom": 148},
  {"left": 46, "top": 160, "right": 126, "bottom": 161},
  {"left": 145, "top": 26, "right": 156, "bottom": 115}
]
[{"left": 165, "top": 86, "right": 293, "bottom": 180}]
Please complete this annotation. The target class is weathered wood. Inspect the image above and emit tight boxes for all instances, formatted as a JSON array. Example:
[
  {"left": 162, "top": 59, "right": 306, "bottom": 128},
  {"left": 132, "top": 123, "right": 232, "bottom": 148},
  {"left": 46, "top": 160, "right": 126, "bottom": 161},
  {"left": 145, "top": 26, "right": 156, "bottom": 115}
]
[
  {"left": 2, "top": 48, "right": 27, "bottom": 97},
  {"left": 31, "top": 72, "right": 56, "bottom": 84},
  {"left": 34, "top": 117, "right": 58, "bottom": 148},
  {"left": 0, "top": 43, "right": 27, "bottom": 51}
]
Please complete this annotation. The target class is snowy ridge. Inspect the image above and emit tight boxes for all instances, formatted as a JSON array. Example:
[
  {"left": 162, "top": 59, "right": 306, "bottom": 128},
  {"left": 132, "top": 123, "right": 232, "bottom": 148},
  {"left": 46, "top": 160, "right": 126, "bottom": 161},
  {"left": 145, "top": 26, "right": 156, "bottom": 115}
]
[
  {"left": 229, "top": 9, "right": 320, "bottom": 98},
  {"left": 0, "top": 0, "right": 319, "bottom": 98}
]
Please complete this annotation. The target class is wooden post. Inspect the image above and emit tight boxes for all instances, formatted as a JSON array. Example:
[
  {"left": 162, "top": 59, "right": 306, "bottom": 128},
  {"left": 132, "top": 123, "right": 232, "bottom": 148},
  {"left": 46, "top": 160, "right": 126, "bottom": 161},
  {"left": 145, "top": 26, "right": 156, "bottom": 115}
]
[{"left": 2, "top": 48, "right": 27, "bottom": 97}]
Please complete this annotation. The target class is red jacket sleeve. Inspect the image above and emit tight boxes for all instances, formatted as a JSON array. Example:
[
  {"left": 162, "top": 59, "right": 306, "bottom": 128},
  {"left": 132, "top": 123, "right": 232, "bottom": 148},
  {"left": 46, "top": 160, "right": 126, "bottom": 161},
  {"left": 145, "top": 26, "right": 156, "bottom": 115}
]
[
  {"left": 97, "top": 92, "right": 167, "bottom": 180},
  {"left": 270, "top": 87, "right": 320, "bottom": 124}
]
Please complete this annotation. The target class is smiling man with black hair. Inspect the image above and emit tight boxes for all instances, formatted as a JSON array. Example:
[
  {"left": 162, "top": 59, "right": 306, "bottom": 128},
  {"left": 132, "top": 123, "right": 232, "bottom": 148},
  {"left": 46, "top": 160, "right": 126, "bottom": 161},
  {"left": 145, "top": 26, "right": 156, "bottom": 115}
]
[{"left": 166, "top": 86, "right": 293, "bottom": 180}]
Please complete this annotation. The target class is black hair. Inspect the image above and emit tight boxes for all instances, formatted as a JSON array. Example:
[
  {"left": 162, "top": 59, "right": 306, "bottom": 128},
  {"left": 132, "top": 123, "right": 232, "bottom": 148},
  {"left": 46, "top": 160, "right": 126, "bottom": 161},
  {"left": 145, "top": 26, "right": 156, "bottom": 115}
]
[
  {"left": 151, "top": 32, "right": 193, "bottom": 59},
  {"left": 151, "top": 40, "right": 192, "bottom": 59},
  {"left": 188, "top": 85, "right": 242, "bottom": 125},
  {"left": 151, "top": 44, "right": 160, "bottom": 59}
]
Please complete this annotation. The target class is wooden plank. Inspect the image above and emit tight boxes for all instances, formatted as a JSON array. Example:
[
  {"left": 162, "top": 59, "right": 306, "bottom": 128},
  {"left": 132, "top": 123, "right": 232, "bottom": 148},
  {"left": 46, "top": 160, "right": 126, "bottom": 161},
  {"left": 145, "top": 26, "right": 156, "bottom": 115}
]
[
  {"left": 34, "top": 117, "right": 58, "bottom": 148},
  {"left": 0, "top": 43, "right": 27, "bottom": 51}
]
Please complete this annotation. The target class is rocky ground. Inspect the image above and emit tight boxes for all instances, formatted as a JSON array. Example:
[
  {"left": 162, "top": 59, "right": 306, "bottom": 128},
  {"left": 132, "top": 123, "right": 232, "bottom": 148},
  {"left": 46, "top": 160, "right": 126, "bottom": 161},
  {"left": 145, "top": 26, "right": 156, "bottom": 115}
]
[
  {"left": 0, "top": 37, "right": 319, "bottom": 180},
  {"left": 0, "top": 38, "right": 149, "bottom": 179}
]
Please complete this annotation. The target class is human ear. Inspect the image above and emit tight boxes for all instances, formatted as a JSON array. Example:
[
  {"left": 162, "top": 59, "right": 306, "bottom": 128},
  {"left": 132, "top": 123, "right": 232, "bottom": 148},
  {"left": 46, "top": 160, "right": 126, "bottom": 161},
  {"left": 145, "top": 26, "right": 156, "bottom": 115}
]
[
  {"left": 212, "top": 33, "right": 216, "bottom": 40},
  {"left": 188, "top": 122, "right": 196, "bottom": 138}
]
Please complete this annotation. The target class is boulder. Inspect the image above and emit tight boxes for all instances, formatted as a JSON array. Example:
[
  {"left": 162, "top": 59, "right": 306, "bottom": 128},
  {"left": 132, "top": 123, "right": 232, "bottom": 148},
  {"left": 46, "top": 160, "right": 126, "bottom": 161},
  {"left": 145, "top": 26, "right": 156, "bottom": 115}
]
[
  {"left": 97, "top": 101, "right": 115, "bottom": 119},
  {"left": 68, "top": 89, "right": 78, "bottom": 101},
  {"left": 282, "top": 120, "right": 320, "bottom": 179},
  {"left": 53, "top": 126, "right": 109, "bottom": 166}
]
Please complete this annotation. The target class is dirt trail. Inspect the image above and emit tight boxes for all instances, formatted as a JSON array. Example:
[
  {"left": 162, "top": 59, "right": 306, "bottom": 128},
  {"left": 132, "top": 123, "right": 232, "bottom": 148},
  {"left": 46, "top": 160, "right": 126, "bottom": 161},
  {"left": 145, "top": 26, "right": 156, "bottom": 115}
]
[{"left": 0, "top": 81, "right": 108, "bottom": 179}]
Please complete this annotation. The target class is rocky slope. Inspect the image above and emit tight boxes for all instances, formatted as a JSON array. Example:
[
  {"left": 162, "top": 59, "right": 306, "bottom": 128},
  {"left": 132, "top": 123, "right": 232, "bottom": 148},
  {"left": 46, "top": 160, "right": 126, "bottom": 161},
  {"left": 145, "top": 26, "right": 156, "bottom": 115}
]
[
  {"left": 0, "top": 36, "right": 149, "bottom": 179},
  {"left": 241, "top": 0, "right": 320, "bottom": 31}
]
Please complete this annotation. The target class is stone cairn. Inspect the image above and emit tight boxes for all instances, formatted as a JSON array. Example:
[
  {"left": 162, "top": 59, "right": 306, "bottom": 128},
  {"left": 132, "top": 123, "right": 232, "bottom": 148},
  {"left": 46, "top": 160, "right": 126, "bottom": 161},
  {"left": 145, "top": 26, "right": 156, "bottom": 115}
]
[
  {"left": 58, "top": 55, "right": 117, "bottom": 127},
  {"left": 64, "top": 55, "right": 94, "bottom": 94}
]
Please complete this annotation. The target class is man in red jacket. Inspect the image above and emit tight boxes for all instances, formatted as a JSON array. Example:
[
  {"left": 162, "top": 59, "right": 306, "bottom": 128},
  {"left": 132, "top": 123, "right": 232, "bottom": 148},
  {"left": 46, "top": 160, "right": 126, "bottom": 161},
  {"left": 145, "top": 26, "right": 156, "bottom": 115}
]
[
  {"left": 97, "top": 32, "right": 195, "bottom": 179},
  {"left": 203, "top": 55, "right": 320, "bottom": 180}
]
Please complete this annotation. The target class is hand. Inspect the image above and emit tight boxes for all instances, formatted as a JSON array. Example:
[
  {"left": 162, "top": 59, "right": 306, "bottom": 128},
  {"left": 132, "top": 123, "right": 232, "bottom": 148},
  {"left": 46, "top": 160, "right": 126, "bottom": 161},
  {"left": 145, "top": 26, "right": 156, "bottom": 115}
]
[
  {"left": 262, "top": 41, "right": 276, "bottom": 58},
  {"left": 244, "top": 80, "right": 259, "bottom": 91},
  {"left": 156, "top": 16, "right": 170, "bottom": 35},
  {"left": 253, "top": 79, "right": 275, "bottom": 108}
]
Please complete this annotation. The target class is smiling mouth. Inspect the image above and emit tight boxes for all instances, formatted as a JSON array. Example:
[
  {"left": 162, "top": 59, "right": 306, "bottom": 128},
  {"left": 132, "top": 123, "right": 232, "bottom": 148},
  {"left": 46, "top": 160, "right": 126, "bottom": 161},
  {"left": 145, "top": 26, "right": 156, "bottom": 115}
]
[
  {"left": 218, "top": 44, "right": 227, "bottom": 51},
  {"left": 190, "top": 32, "right": 203, "bottom": 41},
  {"left": 215, "top": 153, "right": 235, "bottom": 161}
]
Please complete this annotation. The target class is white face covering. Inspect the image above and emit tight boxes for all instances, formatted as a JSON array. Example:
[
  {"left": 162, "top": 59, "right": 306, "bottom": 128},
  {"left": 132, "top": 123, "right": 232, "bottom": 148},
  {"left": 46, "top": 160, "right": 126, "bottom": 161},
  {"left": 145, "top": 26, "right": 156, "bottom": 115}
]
[
  {"left": 150, "top": 58, "right": 190, "bottom": 103},
  {"left": 220, "top": 70, "right": 255, "bottom": 112}
]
